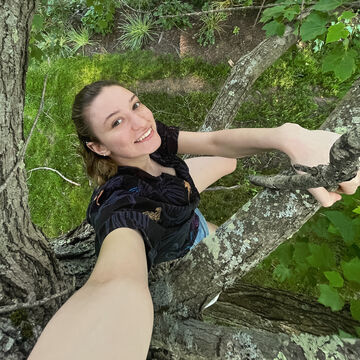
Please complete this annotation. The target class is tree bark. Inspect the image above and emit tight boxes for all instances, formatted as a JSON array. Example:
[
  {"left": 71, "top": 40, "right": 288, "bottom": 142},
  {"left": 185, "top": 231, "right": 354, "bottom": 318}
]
[{"left": 0, "top": 2, "right": 71, "bottom": 358}]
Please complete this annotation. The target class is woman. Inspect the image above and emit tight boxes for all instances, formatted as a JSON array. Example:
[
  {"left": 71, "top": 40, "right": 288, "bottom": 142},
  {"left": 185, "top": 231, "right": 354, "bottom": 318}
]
[{"left": 29, "top": 80, "right": 360, "bottom": 360}]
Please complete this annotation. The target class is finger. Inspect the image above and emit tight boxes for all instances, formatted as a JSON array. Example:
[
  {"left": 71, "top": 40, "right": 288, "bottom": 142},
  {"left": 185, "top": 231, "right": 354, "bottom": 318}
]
[
  {"left": 337, "top": 171, "right": 360, "bottom": 195},
  {"left": 307, "top": 187, "right": 342, "bottom": 208}
]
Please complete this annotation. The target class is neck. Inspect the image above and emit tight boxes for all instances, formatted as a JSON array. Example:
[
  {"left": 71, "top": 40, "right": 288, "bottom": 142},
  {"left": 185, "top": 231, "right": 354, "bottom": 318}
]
[{"left": 113, "top": 155, "right": 158, "bottom": 174}]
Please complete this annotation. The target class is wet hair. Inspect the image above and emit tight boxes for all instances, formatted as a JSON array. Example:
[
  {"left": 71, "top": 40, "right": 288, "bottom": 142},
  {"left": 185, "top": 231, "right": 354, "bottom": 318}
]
[{"left": 72, "top": 80, "right": 120, "bottom": 186}]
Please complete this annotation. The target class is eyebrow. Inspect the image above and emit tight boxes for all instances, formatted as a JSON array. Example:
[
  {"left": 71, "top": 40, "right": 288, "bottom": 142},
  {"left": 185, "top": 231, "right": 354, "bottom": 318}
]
[{"left": 104, "top": 94, "right": 137, "bottom": 123}]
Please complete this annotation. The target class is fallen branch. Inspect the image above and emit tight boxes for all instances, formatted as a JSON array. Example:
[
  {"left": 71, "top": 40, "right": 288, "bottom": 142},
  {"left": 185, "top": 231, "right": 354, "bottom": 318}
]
[{"left": 28, "top": 167, "right": 81, "bottom": 186}]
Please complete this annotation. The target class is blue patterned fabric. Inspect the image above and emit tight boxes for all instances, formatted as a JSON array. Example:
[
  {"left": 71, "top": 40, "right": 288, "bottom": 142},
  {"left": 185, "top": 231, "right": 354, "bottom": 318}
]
[{"left": 87, "top": 120, "right": 201, "bottom": 271}]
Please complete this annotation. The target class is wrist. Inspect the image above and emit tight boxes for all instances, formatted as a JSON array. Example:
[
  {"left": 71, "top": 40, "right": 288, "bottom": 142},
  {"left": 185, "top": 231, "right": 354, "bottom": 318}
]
[{"left": 276, "top": 122, "right": 305, "bottom": 157}]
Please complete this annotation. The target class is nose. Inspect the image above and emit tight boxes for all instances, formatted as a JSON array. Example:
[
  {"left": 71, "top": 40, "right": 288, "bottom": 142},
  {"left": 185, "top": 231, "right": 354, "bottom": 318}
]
[{"left": 129, "top": 111, "right": 148, "bottom": 130}]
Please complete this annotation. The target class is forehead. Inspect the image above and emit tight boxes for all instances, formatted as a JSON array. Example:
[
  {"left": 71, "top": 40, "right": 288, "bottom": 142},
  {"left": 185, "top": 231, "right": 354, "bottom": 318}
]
[{"left": 87, "top": 85, "right": 134, "bottom": 120}]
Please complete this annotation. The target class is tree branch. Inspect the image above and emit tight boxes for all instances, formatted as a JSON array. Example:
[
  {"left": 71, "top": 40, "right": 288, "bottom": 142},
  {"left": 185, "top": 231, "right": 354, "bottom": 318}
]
[
  {"left": 151, "top": 312, "right": 360, "bottom": 359},
  {"left": 249, "top": 124, "right": 360, "bottom": 190},
  {"left": 28, "top": 167, "right": 81, "bottom": 186}
]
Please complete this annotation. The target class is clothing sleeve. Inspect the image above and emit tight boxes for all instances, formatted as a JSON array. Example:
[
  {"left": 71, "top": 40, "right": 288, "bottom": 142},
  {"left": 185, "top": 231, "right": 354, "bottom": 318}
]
[
  {"left": 93, "top": 206, "right": 164, "bottom": 272},
  {"left": 155, "top": 120, "right": 179, "bottom": 155}
]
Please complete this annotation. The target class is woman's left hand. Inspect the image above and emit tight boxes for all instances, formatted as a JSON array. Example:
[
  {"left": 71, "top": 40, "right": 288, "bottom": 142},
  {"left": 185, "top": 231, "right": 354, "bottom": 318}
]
[{"left": 281, "top": 123, "right": 360, "bottom": 207}]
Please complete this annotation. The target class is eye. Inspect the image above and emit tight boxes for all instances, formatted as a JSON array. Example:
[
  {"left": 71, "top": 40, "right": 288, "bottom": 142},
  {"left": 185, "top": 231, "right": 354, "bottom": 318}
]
[
  {"left": 133, "top": 101, "right": 141, "bottom": 110},
  {"left": 112, "top": 118, "right": 122, "bottom": 128}
]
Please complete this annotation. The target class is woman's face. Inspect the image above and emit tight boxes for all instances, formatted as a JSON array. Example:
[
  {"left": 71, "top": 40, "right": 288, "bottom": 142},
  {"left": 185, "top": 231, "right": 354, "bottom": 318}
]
[{"left": 86, "top": 85, "right": 161, "bottom": 166}]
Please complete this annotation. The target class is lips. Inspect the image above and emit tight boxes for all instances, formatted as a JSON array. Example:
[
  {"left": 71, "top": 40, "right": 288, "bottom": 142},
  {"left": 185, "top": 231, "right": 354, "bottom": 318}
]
[{"left": 134, "top": 128, "right": 153, "bottom": 143}]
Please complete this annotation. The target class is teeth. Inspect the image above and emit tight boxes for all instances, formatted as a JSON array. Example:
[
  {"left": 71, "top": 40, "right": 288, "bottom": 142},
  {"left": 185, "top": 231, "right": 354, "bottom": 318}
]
[{"left": 136, "top": 128, "right": 151, "bottom": 142}]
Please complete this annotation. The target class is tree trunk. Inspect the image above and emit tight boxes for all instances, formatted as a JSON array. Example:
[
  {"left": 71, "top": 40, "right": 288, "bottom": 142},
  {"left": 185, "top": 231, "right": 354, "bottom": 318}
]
[{"left": 0, "top": 2, "right": 71, "bottom": 358}]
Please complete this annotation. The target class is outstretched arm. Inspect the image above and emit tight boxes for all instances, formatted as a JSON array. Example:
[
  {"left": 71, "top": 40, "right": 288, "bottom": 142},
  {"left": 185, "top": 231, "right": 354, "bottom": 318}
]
[
  {"left": 177, "top": 124, "right": 360, "bottom": 207},
  {"left": 177, "top": 125, "right": 288, "bottom": 158}
]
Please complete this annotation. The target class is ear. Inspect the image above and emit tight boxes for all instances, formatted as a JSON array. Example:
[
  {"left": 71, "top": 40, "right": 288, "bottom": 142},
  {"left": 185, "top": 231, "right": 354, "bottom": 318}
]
[{"left": 86, "top": 141, "right": 111, "bottom": 157}]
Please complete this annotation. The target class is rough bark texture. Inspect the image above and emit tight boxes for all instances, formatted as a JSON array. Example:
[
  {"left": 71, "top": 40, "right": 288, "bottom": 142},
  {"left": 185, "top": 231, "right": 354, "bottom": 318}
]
[
  {"left": 203, "top": 282, "right": 360, "bottom": 337},
  {"left": 151, "top": 314, "right": 360, "bottom": 360},
  {"left": 0, "top": 2, "right": 71, "bottom": 358}
]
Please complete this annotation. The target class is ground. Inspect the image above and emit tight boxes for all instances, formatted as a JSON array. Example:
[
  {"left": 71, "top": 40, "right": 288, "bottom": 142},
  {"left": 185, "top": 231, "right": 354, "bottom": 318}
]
[{"left": 89, "top": 9, "right": 266, "bottom": 93}]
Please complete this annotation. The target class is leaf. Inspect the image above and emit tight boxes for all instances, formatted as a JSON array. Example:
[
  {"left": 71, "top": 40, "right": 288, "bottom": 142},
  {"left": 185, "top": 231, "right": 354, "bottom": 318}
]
[
  {"left": 341, "top": 257, "right": 360, "bottom": 284},
  {"left": 283, "top": 5, "right": 300, "bottom": 21},
  {"left": 350, "top": 299, "right": 360, "bottom": 321},
  {"left": 324, "top": 211, "right": 355, "bottom": 245},
  {"left": 340, "top": 11, "right": 357, "bottom": 20},
  {"left": 338, "top": 329, "right": 356, "bottom": 338},
  {"left": 300, "top": 12, "right": 329, "bottom": 41},
  {"left": 318, "top": 284, "right": 344, "bottom": 311},
  {"left": 293, "top": 242, "right": 310, "bottom": 265},
  {"left": 276, "top": 243, "right": 294, "bottom": 266},
  {"left": 260, "top": 6, "right": 286, "bottom": 23},
  {"left": 322, "top": 47, "right": 357, "bottom": 81},
  {"left": 263, "top": 20, "right": 286, "bottom": 37},
  {"left": 353, "top": 206, "right": 360, "bottom": 215},
  {"left": 324, "top": 271, "right": 344, "bottom": 288},
  {"left": 356, "top": 327, "right": 360, "bottom": 337},
  {"left": 306, "top": 243, "right": 336, "bottom": 270},
  {"left": 313, "top": 0, "right": 342, "bottom": 11},
  {"left": 32, "top": 14, "right": 44, "bottom": 31},
  {"left": 326, "top": 23, "right": 349, "bottom": 44},
  {"left": 273, "top": 263, "right": 291, "bottom": 282}
]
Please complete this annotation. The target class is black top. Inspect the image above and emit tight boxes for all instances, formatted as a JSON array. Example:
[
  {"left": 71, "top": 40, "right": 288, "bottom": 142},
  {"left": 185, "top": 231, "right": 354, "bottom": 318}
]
[{"left": 87, "top": 120, "right": 201, "bottom": 271}]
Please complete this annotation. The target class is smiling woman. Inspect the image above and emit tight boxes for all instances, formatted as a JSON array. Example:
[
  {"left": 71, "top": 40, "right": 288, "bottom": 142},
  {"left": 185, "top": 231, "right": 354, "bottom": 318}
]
[{"left": 28, "top": 79, "right": 360, "bottom": 359}]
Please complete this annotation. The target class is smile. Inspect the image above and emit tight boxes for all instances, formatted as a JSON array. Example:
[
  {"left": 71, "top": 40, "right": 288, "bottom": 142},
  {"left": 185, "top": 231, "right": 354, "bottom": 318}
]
[{"left": 134, "top": 128, "right": 153, "bottom": 143}]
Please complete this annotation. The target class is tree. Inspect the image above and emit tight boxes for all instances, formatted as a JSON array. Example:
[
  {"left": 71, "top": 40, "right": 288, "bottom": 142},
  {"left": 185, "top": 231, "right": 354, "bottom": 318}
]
[{"left": 0, "top": 1, "right": 359, "bottom": 359}]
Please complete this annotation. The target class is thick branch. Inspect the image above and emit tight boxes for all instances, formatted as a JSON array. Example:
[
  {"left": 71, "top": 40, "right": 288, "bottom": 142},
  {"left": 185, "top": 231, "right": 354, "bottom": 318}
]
[
  {"left": 151, "top": 312, "right": 360, "bottom": 360},
  {"left": 199, "top": 25, "right": 297, "bottom": 131}
]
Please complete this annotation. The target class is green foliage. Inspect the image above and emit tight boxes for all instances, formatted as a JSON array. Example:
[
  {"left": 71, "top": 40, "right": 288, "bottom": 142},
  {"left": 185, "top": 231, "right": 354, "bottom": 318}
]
[
  {"left": 324, "top": 271, "right": 344, "bottom": 287},
  {"left": 341, "top": 257, "right": 360, "bottom": 284},
  {"left": 67, "top": 27, "right": 95, "bottom": 56},
  {"left": 318, "top": 284, "right": 345, "bottom": 311},
  {"left": 313, "top": 0, "right": 342, "bottom": 11},
  {"left": 196, "top": 3, "right": 228, "bottom": 46},
  {"left": 81, "top": 0, "right": 118, "bottom": 35},
  {"left": 154, "top": 0, "right": 194, "bottom": 30},
  {"left": 263, "top": 20, "right": 285, "bottom": 37},
  {"left": 260, "top": 1, "right": 360, "bottom": 82},
  {"left": 322, "top": 47, "right": 357, "bottom": 82},
  {"left": 118, "top": 13, "right": 157, "bottom": 50},
  {"left": 300, "top": 12, "right": 329, "bottom": 41}
]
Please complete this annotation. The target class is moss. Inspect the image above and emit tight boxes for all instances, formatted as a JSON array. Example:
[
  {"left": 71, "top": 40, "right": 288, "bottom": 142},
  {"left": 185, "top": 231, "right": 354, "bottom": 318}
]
[{"left": 10, "top": 309, "right": 34, "bottom": 340}]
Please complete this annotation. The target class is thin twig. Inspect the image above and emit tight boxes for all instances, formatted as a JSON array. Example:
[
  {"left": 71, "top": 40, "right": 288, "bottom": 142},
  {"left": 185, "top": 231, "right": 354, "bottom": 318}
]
[
  {"left": 204, "top": 184, "right": 242, "bottom": 191},
  {"left": 119, "top": 0, "right": 148, "bottom": 14},
  {"left": 28, "top": 167, "right": 81, "bottom": 186},
  {"left": 157, "top": 2, "right": 317, "bottom": 19},
  {"left": 0, "top": 75, "right": 48, "bottom": 194},
  {"left": 253, "top": 0, "right": 266, "bottom": 27},
  {"left": 0, "top": 277, "right": 76, "bottom": 315}
]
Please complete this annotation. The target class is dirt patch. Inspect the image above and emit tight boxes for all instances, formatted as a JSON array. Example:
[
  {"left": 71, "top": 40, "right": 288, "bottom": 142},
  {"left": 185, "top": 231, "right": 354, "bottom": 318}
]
[
  {"left": 134, "top": 75, "right": 218, "bottom": 94},
  {"left": 89, "top": 9, "right": 266, "bottom": 66},
  {"left": 87, "top": 9, "right": 267, "bottom": 94}
]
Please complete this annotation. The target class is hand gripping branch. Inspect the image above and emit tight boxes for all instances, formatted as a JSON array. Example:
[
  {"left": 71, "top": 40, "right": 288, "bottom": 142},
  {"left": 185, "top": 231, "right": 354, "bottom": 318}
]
[{"left": 249, "top": 126, "right": 360, "bottom": 191}]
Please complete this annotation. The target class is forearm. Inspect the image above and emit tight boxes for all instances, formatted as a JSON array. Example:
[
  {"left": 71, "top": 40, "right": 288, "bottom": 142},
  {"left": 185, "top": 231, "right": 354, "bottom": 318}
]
[
  {"left": 211, "top": 124, "right": 290, "bottom": 158},
  {"left": 28, "top": 279, "right": 153, "bottom": 360}
]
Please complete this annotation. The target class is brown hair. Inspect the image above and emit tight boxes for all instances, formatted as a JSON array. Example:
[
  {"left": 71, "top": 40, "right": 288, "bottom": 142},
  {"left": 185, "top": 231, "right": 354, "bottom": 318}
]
[{"left": 72, "top": 80, "right": 120, "bottom": 186}]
